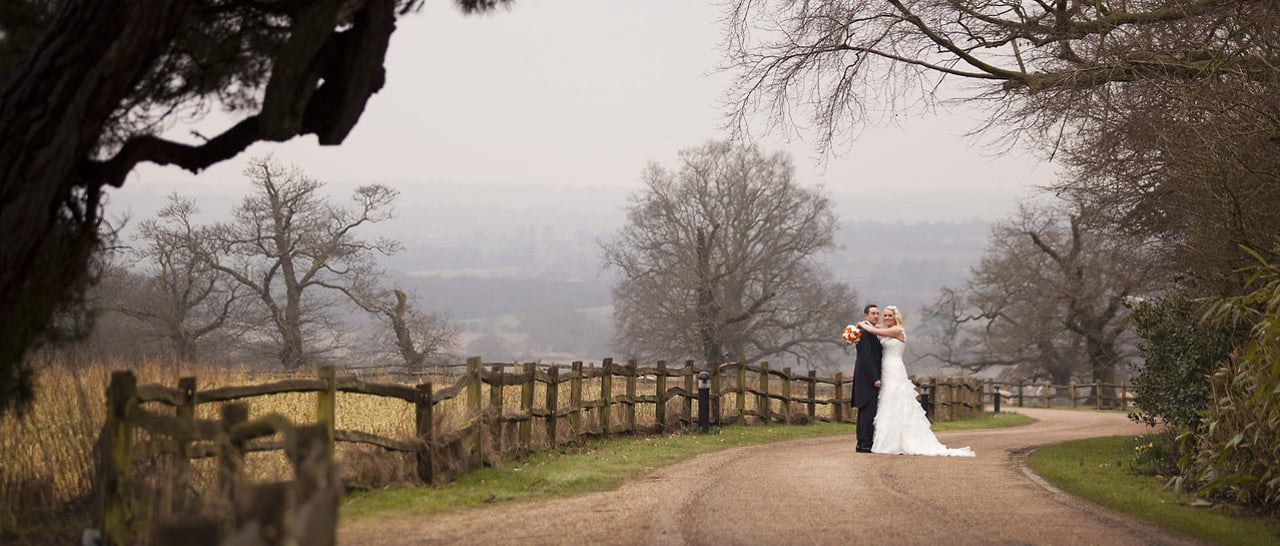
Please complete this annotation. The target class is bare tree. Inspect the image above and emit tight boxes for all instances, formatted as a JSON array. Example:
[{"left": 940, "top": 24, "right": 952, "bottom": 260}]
[
  {"left": 0, "top": 0, "right": 515, "bottom": 416},
  {"left": 722, "top": 0, "right": 1280, "bottom": 295},
  {"left": 602, "top": 141, "right": 858, "bottom": 368},
  {"left": 923, "top": 202, "right": 1150, "bottom": 388},
  {"left": 724, "top": 1, "right": 1277, "bottom": 151},
  {"left": 193, "top": 157, "right": 400, "bottom": 369},
  {"left": 118, "top": 195, "right": 247, "bottom": 363},
  {"left": 353, "top": 288, "right": 458, "bottom": 370}
]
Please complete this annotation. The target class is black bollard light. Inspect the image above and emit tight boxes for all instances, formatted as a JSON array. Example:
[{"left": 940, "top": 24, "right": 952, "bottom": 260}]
[
  {"left": 993, "top": 383, "right": 1002, "bottom": 413},
  {"left": 919, "top": 382, "right": 932, "bottom": 422},
  {"left": 697, "top": 371, "right": 711, "bottom": 433}
]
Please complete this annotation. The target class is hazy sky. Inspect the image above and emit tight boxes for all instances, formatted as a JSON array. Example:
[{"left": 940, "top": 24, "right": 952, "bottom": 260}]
[{"left": 110, "top": 0, "right": 1054, "bottom": 238}]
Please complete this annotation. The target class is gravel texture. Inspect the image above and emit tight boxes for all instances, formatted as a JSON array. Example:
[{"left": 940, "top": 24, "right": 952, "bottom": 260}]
[{"left": 338, "top": 408, "right": 1206, "bottom": 545}]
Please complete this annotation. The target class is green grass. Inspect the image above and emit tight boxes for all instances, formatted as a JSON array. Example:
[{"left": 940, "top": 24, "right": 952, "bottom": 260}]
[
  {"left": 342, "top": 412, "right": 1031, "bottom": 522},
  {"left": 933, "top": 411, "right": 1032, "bottom": 430},
  {"left": 1028, "top": 436, "right": 1280, "bottom": 546}
]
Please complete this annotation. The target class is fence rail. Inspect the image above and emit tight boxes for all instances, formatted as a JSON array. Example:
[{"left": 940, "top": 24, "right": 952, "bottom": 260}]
[
  {"left": 95, "top": 372, "right": 342, "bottom": 546},
  {"left": 986, "top": 379, "right": 1133, "bottom": 410},
  {"left": 98, "top": 356, "right": 1123, "bottom": 543}
]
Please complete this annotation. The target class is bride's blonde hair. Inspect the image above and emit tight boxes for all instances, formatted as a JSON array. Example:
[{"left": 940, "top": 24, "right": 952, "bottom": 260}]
[{"left": 885, "top": 305, "right": 904, "bottom": 328}]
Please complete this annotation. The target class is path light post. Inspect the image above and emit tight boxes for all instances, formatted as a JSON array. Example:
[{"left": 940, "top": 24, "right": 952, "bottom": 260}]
[
  {"left": 919, "top": 380, "right": 932, "bottom": 422},
  {"left": 993, "top": 383, "right": 1001, "bottom": 413},
  {"left": 697, "top": 371, "right": 711, "bottom": 434}
]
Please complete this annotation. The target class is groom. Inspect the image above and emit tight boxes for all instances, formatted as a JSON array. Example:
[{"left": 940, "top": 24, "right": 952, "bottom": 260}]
[{"left": 852, "top": 304, "right": 883, "bottom": 453}]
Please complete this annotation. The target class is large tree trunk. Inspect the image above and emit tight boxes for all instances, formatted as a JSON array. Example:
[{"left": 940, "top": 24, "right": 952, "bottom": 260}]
[
  {"left": 281, "top": 296, "right": 305, "bottom": 369},
  {"left": 0, "top": 0, "right": 189, "bottom": 412},
  {"left": 390, "top": 290, "right": 425, "bottom": 368},
  {"left": 695, "top": 227, "right": 724, "bottom": 366},
  {"left": 1086, "top": 336, "right": 1120, "bottom": 407}
]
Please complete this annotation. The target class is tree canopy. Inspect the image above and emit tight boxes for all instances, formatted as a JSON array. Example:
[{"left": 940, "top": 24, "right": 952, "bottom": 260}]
[
  {"left": 924, "top": 201, "right": 1151, "bottom": 387},
  {"left": 723, "top": 0, "right": 1280, "bottom": 294},
  {"left": 0, "top": 0, "right": 512, "bottom": 417},
  {"left": 602, "top": 141, "right": 857, "bottom": 368}
]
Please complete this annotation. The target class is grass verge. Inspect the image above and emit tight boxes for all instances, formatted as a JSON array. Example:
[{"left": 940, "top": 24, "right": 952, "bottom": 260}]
[
  {"left": 342, "top": 412, "right": 1032, "bottom": 522},
  {"left": 1027, "top": 436, "right": 1280, "bottom": 546}
]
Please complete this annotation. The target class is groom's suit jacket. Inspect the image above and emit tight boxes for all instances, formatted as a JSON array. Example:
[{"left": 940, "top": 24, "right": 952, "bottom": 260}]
[{"left": 851, "top": 327, "right": 883, "bottom": 408}]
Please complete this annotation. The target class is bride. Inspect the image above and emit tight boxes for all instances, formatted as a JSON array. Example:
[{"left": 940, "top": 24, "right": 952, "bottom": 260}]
[{"left": 858, "top": 306, "right": 975, "bottom": 457}]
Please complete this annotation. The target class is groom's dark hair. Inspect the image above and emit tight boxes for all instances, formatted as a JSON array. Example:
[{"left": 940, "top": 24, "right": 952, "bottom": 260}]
[{"left": 863, "top": 304, "right": 878, "bottom": 315}]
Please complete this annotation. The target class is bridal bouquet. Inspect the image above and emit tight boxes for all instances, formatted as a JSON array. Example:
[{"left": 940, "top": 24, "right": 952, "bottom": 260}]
[{"left": 842, "top": 324, "right": 861, "bottom": 344}]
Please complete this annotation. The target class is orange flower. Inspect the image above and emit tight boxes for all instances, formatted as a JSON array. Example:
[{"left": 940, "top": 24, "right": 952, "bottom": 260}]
[{"left": 842, "top": 324, "right": 862, "bottom": 344}]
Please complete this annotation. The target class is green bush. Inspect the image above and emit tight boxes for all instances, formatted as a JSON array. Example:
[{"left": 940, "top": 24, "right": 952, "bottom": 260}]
[
  {"left": 1194, "top": 241, "right": 1280, "bottom": 511},
  {"left": 1128, "top": 296, "right": 1230, "bottom": 429}
]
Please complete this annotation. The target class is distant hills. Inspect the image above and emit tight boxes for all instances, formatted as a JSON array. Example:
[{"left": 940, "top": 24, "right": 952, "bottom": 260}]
[{"left": 385, "top": 216, "right": 992, "bottom": 326}]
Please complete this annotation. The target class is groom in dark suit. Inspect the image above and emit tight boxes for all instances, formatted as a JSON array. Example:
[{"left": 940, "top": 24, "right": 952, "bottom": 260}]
[{"left": 852, "top": 304, "right": 883, "bottom": 453}]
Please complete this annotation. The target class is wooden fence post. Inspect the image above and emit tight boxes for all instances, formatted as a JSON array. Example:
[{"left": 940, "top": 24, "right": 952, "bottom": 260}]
[
  {"left": 218, "top": 403, "right": 250, "bottom": 510},
  {"left": 967, "top": 381, "right": 977, "bottom": 419},
  {"left": 600, "top": 358, "right": 613, "bottom": 437},
  {"left": 173, "top": 376, "right": 197, "bottom": 512},
  {"left": 937, "top": 379, "right": 947, "bottom": 421},
  {"left": 415, "top": 382, "right": 434, "bottom": 485},
  {"left": 467, "top": 357, "right": 483, "bottom": 469},
  {"left": 625, "top": 360, "right": 638, "bottom": 433},
  {"left": 520, "top": 362, "right": 535, "bottom": 451},
  {"left": 1016, "top": 381, "right": 1024, "bottom": 407},
  {"left": 571, "top": 361, "right": 583, "bottom": 433},
  {"left": 710, "top": 363, "right": 722, "bottom": 426},
  {"left": 683, "top": 362, "right": 694, "bottom": 427},
  {"left": 736, "top": 359, "right": 747, "bottom": 420},
  {"left": 317, "top": 365, "right": 336, "bottom": 456},
  {"left": 967, "top": 380, "right": 974, "bottom": 419},
  {"left": 546, "top": 365, "right": 559, "bottom": 447},
  {"left": 946, "top": 379, "right": 954, "bottom": 420},
  {"left": 931, "top": 381, "right": 942, "bottom": 424},
  {"left": 954, "top": 379, "right": 962, "bottom": 419},
  {"left": 807, "top": 370, "right": 817, "bottom": 421},
  {"left": 1094, "top": 380, "right": 1103, "bottom": 410},
  {"left": 655, "top": 361, "right": 667, "bottom": 432},
  {"left": 1120, "top": 382, "right": 1128, "bottom": 410},
  {"left": 1070, "top": 381, "right": 1078, "bottom": 408},
  {"left": 99, "top": 371, "right": 137, "bottom": 546},
  {"left": 1042, "top": 380, "right": 1051, "bottom": 408},
  {"left": 490, "top": 364, "right": 504, "bottom": 459},
  {"left": 781, "top": 367, "right": 792, "bottom": 423},
  {"left": 834, "top": 372, "right": 844, "bottom": 423},
  {"left": 759, "top": 362, "right": 771, "bottom": 424}
]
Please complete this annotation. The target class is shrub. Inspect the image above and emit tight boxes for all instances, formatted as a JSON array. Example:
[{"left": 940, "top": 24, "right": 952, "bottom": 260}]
[{"left": 1128, "top": 296, "right": 1230, "bottom": 429}]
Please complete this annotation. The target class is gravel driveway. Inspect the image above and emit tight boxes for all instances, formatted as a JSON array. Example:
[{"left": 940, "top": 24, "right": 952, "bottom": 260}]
[{"left": 339, "top": 408, "right": 1206, "bottom": 545}]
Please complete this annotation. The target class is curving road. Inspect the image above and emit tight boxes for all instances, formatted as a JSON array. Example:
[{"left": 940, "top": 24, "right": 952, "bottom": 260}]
[{"left": 339, "top": 408, "right": 1206, "bottom": 545}]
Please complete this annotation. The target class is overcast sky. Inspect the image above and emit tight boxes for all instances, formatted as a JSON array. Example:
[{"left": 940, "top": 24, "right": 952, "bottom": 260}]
[{"left": 109, "top": 0, "right": 1054, "bottom": 239}]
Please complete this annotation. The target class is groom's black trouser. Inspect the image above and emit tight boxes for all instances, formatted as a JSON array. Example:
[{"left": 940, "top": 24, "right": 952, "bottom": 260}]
[{"left": 856, "top": 401, "right": 877, "bottom": 450}]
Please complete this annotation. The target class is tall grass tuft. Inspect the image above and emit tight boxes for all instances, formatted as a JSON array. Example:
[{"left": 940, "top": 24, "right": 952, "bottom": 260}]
[{"left": 0, "top": 358, "right": 461, "bottom": 538}]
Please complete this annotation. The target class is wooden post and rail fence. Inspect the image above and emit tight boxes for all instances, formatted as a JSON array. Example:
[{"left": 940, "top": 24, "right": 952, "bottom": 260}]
[{"left": 93, "top": 356, "right": 1130, "bottom": 544}]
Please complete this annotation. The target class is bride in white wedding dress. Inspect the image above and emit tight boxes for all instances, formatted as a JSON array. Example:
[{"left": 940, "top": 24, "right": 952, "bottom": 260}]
[{"left": 858, "top": 306, "right": 975, "bottom": 457}]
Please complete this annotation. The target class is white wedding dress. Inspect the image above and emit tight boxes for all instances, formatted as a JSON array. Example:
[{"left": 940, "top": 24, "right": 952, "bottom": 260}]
[{"left": 872, "top": 338, "right": 975, "bottom": 457}]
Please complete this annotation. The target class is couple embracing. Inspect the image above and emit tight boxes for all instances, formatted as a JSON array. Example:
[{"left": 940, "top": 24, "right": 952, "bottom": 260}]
[{"left": 851, "top": 304, "right": 974, "bottom": 457}]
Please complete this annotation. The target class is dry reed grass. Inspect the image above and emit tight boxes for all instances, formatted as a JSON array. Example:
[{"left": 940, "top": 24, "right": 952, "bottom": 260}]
[
  {"left": 0, "top": 358, "right": 466, "bottom": 534},
  {"left": 0, "top": 357, "right": 845, "bottom": 538}
]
